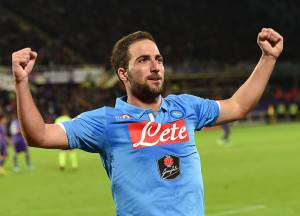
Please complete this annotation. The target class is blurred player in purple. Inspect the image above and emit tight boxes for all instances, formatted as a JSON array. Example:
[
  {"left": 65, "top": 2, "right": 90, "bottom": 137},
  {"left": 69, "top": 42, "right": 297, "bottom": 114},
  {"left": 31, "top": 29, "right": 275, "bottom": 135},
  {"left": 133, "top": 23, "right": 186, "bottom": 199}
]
[
  {"left": 0, "top": 111, "right": 8, "bottom": 175},
  {"left": 218, "top": 123, "right": 231, "bottom": 145},
  {"left": 215, "top": 95, "right": 231, "bottom": 145},
  {"left": 10, "top": 114, "right": 32, "bottom": 172}
]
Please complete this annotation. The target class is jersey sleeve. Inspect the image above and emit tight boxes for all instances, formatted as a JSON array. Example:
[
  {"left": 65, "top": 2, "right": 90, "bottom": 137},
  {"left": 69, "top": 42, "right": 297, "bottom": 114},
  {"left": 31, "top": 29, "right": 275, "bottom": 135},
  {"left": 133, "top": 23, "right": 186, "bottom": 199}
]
[
  {"left": 179, "top": 94, "right": 220, "bottom": 129},
  {"left": 61, "top": 108, "right": 106, "bottom": 153}
]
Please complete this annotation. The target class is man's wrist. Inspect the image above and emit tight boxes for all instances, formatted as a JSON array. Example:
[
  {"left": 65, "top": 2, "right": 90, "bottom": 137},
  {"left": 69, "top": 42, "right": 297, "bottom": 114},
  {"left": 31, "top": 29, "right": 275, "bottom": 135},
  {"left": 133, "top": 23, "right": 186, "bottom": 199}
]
[
  {"left": 15, "top": 76, "right": 29, "bottom": 85},
  {"left": 261, "top": 53, "right": 277, "bottom": 62}
]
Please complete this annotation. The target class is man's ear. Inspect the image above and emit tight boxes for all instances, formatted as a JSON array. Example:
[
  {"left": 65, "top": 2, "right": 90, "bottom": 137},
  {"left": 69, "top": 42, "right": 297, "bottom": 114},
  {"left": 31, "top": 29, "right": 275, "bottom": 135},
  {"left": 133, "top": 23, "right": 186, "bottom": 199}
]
[{"left": 117, "top": 68, "right": 127, "bottom": 82}]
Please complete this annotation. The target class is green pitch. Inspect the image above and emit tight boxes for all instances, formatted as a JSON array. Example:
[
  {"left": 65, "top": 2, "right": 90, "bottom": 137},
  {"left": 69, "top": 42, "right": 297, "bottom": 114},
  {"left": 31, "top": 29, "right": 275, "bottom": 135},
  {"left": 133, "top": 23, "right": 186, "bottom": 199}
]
[{"left": 1, "top": 122, "right": 299, "bottom": 216}]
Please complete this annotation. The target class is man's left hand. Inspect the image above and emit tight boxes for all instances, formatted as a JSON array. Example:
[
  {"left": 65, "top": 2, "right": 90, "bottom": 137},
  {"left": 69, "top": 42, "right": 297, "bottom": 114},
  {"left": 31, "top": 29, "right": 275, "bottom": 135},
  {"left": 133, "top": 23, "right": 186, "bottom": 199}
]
[{"left": 257, "top": 28, "right": 283, "bottom": 59}]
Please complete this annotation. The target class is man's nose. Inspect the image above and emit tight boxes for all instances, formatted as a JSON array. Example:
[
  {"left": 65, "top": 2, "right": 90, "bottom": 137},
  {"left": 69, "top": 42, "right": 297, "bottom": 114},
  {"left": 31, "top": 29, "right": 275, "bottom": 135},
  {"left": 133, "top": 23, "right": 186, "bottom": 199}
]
[{"left": 150, "top": 59, "right": 160, "bottom": 73}]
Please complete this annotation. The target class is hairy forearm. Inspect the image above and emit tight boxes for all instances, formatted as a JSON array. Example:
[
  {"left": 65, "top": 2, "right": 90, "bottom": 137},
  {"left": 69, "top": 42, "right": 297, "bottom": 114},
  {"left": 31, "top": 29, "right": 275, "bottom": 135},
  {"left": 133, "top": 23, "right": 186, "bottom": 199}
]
[
  {"left": 231, "top": 54, "right": 276, "bottom": 115},
  {"left": 15, "top": 81, "right": 46, "bottom": 147}
]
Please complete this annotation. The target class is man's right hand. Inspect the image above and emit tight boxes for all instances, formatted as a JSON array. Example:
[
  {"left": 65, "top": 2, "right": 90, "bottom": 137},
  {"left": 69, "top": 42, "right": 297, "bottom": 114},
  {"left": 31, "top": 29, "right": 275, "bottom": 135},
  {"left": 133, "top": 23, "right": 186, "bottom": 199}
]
[{"left": 12, "top": 48, "right": 37, "bottom": 83}]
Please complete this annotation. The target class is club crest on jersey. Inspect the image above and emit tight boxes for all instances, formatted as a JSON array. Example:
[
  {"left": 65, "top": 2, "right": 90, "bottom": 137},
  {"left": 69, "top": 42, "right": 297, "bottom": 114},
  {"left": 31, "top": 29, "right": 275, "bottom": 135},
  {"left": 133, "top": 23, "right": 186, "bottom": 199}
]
[
  {"left": 170, "top": 110, "right": 184, "bottom": 119},
  {"left": 128, "top": 119, "right": 189, "bottom": 149},
  {"left": 117, "top": 114, "right": 132, "bottom": 119},
  {"left": 157, "top": 155, "right": 180, "bottom": 180}
]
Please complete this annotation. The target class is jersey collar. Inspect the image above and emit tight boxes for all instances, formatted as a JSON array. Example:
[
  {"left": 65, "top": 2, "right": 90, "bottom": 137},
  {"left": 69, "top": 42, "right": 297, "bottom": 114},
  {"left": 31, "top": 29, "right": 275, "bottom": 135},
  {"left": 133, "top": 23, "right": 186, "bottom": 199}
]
[{"left": 115, "top": 96, "right": 168, "bottom": 118}]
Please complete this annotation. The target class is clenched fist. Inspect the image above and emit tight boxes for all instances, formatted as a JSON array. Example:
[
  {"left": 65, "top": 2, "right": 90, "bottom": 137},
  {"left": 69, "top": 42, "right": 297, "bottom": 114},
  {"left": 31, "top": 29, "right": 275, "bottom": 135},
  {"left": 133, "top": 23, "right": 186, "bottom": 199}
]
[
  {"left": 257, "top": 28, "right": 283, "bottom": 59},
  {"left": 12, "top": 48, "right": 37, "bottom": 83}
]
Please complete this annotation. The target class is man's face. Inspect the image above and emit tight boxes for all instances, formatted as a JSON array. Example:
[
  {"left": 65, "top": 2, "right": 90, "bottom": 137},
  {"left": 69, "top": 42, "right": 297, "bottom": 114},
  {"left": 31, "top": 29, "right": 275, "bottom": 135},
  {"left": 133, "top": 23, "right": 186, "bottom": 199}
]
[{"left": 125, "top": 39, "right": 164, "bottom": 101}]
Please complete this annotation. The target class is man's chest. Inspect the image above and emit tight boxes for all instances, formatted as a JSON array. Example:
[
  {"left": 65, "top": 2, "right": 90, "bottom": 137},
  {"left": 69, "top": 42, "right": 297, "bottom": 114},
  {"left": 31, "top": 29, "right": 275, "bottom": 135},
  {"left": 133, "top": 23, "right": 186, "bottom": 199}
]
[{"left": 105, "top": 110, "right": 197, "bottom": 155}]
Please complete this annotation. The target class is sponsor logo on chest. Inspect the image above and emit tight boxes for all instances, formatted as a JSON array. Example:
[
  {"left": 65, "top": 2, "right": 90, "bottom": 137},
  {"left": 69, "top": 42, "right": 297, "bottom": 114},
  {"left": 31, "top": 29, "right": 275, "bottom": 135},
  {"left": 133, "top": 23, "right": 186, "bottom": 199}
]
[{"left": 128, "top": 119, "right": 189, "bottom": 149}]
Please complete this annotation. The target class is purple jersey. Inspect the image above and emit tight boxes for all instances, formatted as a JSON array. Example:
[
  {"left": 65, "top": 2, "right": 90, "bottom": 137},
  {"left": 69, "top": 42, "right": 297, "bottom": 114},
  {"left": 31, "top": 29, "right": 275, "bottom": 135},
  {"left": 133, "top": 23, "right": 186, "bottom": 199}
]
[
  {"left": 0, "top": 124, "right": 7, "bottom": 157},
  {"left": 10, "top": 119, "right": 27, "bottom": 153}
]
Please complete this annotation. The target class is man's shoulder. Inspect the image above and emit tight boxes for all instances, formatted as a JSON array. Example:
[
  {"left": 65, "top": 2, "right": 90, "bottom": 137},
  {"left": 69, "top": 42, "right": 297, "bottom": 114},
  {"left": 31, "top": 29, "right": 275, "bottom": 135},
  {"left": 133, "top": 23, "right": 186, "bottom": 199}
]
[
  {"left": 165, "top": 94, "right": 205, "bottom": 103},
  {"left": 164, "top": 94, "right": 218, "bottom": 112}
]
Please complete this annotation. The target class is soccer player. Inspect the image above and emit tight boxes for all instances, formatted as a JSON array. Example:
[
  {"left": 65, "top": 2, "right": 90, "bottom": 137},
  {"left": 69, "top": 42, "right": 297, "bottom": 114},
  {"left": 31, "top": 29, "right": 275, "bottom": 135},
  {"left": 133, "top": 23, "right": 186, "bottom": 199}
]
[
  {"left": 10, "top": 114, "right": 33, "bottom": 172},
  {"left": 218, "top": 123, "right": 231, "bottom": 145},
  {"left": 0, "top": 112, "right": 8, "bottom": 175},
  {"left": 11, "top": 28, "right": 283, "bottom": 215},
  {"left": 54, "top": 108, "right": 78, "bottom": 170}
]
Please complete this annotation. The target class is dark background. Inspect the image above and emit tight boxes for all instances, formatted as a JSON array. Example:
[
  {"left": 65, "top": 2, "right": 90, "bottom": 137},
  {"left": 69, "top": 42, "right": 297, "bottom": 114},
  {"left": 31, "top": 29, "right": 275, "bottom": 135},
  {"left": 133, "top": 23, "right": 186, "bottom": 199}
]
[{"left": 0, "top": 0, "right": 299, "bottom": 67}]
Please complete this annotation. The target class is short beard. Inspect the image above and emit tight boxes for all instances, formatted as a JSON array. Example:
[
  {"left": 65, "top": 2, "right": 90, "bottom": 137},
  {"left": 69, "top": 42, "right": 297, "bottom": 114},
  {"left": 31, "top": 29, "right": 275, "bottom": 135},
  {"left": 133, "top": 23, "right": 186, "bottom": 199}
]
[{"left": 128, "top": 74, "right": 163, "bottom": 103}]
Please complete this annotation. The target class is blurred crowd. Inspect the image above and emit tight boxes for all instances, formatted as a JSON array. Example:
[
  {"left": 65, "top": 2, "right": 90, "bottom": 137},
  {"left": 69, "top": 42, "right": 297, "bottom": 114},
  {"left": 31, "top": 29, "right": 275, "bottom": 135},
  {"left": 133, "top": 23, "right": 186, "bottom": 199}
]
[
  {"left": 265, "top": 85, "right": 299, "bottom": 123},
  {"left": 0, "top": 84, "right": 123, "bottom": 123}
]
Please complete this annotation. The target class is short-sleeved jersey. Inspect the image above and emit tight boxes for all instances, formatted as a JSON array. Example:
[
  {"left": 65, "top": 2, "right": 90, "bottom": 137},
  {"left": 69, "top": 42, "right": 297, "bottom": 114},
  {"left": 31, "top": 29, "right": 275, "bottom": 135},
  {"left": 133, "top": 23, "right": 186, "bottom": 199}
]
[{"left": 62, "top": 94, "right": 220, "bottom": 216}]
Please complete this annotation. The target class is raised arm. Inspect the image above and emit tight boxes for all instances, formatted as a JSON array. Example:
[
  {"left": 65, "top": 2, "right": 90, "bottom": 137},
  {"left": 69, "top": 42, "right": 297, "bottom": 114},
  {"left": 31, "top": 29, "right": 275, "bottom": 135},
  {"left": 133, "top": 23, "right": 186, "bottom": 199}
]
[
  {"left": 216, "top": 28, "right": 284, "bottom": 124},
  {"left": 12, "top": 48, "right": 69, "bottom": 149}
]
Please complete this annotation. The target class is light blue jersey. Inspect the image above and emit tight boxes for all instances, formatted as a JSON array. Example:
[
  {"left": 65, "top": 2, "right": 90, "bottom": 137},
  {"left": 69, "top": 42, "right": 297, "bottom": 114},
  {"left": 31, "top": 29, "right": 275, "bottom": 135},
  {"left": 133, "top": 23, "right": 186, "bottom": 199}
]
[{"left": 62, "top": 94, "right": 219, "bottom": 216}]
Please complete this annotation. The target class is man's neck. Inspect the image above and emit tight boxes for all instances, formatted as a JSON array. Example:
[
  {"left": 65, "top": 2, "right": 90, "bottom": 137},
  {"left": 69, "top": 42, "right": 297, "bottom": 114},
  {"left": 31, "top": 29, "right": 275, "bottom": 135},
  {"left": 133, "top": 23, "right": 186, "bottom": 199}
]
[{"left": 127, "top": 95, "right": 162, "bottom": 113}]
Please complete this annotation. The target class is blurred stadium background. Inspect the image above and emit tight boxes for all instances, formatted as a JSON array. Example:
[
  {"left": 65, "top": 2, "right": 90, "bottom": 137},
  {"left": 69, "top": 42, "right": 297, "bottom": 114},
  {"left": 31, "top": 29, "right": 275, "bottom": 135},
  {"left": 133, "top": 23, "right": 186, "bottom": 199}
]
[{"left": 0, "top": 0, "right": 299, "bottom": 216}]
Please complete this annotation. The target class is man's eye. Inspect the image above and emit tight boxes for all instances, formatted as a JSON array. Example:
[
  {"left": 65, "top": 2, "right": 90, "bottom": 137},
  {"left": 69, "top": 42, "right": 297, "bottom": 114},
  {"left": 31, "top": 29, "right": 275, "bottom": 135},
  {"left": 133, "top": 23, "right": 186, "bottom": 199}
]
[
  {"left": 138, "top": 58, "right": 146, "bottom": 63},
  {"left": 157, "top": 58, "right": 164, "bottom": 63}
]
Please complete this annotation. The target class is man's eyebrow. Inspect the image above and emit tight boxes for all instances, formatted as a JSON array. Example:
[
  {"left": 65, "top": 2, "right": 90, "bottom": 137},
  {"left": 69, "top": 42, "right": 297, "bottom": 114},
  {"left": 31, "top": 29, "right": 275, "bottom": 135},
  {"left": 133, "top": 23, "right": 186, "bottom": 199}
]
[
  {"left": 136, "top": 55, "right": 150, "bottom": 60},
  {"left": 135, "top": 54, "right": 163, "bottom": 61}
]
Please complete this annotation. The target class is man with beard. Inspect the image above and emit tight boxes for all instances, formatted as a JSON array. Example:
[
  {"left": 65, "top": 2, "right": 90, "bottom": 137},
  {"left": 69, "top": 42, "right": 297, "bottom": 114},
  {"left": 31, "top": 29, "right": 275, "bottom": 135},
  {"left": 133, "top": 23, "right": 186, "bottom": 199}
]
[{"left": 12, "top": 29, "right": 283, "bottom": 216}]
